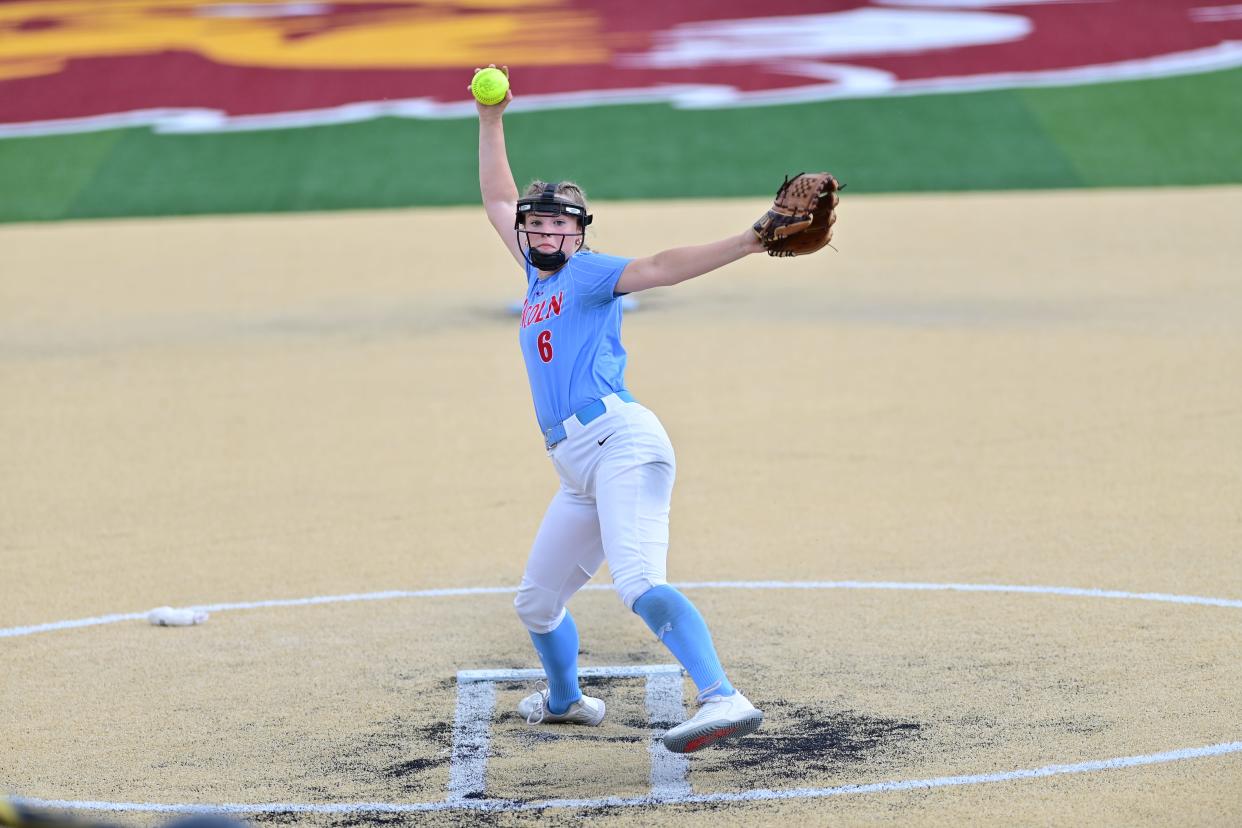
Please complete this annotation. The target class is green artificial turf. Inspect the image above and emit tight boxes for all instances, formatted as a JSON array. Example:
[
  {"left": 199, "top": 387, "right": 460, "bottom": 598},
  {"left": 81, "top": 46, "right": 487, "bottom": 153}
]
[
  {"left": 1020, "top": 66, "right": 1242, "bottom": 187},
  {"left": 0, "top": 130, "right": 124, "bottom": 222},
  {"left": 1, "top": 67, "right": 1239, "bottom": 223}
]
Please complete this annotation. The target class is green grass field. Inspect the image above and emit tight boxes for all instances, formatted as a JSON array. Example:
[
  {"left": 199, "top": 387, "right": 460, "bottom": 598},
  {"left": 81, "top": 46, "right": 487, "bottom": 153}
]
[{"left": 1, "top": 67, "right": 1240, "bottom": 223}]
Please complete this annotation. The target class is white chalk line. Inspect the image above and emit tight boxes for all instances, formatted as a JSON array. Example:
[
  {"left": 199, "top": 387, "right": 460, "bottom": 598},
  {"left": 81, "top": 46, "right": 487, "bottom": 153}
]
[
  {"left": 447, "top": 664, "right": 690, "bottom": 803},
  {"left": 459, "top": 664, "right": 682, "bottom": 683},
  {"left": 0, "top": 587, "right": 515, "bottom": 638},
  {"left": 4, "top": 580, "right": 1240, "bottom": 639},
  {"left": 446, "top": 680, "right": 493, "bottom": 803},
  {"left": 12, "top": 741, "right": 1242, "bottom": 815},
  {"left": 6, "top": 580, "right": 1242, "bottom": 814},
  {"left": 646, "top": 670, "right": 692, "bottom": 798}
]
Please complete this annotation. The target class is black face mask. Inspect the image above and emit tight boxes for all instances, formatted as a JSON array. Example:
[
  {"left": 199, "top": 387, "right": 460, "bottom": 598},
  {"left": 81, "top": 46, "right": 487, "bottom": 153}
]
[
  {"left": 515, "top": 182, "right": 593, "bottom": 271},
  {"left": 523, "top": 232, "right": 578, "bottom": 271}
]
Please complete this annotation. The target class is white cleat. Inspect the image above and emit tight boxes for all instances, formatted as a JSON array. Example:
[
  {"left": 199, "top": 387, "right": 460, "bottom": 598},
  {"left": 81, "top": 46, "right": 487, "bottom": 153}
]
[
  {"left": 662, "top": 690, "right": 763, "bottom": 753},
  {"left": 517, "top": 681, "right": 606, "bottom": 726}
]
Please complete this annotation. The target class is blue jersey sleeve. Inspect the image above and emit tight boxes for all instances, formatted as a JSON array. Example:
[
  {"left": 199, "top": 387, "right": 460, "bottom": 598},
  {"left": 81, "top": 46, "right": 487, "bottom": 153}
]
[{"left": 568, "top": 251, "right": 632, "bottom": 306}]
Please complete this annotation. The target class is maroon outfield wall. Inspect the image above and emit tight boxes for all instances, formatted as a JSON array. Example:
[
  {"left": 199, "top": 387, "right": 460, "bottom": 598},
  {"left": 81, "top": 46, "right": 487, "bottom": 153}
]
[{"left": 2, "top": 0, "right": 1241, "bottom": 133}]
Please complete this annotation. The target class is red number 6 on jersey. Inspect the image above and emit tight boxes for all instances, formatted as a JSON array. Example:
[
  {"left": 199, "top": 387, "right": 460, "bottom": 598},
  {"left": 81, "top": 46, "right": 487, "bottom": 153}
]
[{"left": 537, "top": 329, "right": 553, "bottom": 363}]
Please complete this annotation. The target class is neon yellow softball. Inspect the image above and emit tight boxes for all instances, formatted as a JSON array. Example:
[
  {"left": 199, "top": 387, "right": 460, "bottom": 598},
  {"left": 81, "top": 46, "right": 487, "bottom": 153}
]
[{"left": 471, "top": 67, "right": 509, "bottom": 106}]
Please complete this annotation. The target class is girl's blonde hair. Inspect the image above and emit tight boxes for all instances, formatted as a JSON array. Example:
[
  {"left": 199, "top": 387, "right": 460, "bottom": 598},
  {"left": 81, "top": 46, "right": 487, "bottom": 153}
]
[{"left": 523, "top": 179, "right": 589, "bottom": 209}]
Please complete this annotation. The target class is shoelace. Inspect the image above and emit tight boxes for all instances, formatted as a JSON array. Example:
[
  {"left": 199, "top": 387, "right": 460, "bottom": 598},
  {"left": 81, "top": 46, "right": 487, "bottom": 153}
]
[
  {"left": 695, "top": 679, "right": 723, "bottom": 704},
  {"left": 526, "top": 679, "right": 550, "bottom": 725}
]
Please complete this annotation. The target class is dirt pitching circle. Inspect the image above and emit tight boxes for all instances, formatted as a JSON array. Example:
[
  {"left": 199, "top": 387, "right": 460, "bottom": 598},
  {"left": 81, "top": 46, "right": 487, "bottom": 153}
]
[{"left": 6, "top": 580, "right": 1241, "bottom": 817}]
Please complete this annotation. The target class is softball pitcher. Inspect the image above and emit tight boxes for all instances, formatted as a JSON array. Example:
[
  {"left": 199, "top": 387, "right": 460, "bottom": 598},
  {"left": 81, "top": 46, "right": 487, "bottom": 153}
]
[{"left": 472, "top": 66, "right": 837, "bottom": 753}]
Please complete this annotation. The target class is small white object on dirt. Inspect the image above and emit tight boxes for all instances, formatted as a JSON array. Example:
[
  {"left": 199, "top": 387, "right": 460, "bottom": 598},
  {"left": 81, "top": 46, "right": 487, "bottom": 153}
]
[{"left": 147, "top": 606, "right": 209, "bottom": 626}]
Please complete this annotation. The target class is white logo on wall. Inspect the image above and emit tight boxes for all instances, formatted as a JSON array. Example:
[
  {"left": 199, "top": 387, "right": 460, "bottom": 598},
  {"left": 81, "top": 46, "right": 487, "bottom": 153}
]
[{"left": 2, "top": 3, "right": 1241, "bottom": 137}]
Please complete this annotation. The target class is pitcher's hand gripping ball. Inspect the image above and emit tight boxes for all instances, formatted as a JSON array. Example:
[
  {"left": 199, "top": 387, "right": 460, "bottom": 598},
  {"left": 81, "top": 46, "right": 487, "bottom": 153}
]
[
  {"left": 471, "top": 66, "right": 510, "bottom": 105},
  {"left": 752, "top": 172, "right": 840, "bottom": 257}
]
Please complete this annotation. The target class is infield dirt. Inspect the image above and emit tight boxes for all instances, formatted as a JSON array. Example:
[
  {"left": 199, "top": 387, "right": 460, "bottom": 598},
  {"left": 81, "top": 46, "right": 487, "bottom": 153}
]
[{"left": 2, "top": 187, "right": 1240, "bottom": 825}]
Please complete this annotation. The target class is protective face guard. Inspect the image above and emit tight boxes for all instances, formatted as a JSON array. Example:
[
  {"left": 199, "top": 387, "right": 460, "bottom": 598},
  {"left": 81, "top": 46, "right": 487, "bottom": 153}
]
[{"left": 515, "top": 182, "right": 593, "bottom": 271}]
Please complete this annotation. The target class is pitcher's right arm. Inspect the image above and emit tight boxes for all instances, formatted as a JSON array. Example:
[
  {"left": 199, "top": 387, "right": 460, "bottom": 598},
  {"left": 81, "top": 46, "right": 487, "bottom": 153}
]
[{"left": 474, "top": 66, "right": 524, "bottom": 268}]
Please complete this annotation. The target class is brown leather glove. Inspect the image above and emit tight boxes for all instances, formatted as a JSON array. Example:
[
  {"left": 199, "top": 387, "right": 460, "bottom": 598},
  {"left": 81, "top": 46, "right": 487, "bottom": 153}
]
[{"left": 752, "top": 172, "right": 840, "bottom": 257}]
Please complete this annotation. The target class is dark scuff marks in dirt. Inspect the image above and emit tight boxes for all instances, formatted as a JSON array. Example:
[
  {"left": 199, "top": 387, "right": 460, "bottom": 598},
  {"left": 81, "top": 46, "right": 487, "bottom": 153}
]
[
  {"left": 379, "top": 720, "right": 454, "bottom": 784},
  {"left": 292, "top": 716, "right": 455, "bottom": 797},
  {"left": 250, "top": 812, "right": 302, "bottom": 826},
  {"left": 697, "top": 699, "right": 926, "bottom": 777}
]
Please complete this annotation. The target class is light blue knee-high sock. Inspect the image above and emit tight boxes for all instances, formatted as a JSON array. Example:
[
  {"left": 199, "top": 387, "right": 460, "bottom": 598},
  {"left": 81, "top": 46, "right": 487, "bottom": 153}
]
[
  {"left": 633, "top": 585, "right": 735, "bottom": 701},
  {"left": 528, "top": 610, "right": 583, "bottom": 714}
]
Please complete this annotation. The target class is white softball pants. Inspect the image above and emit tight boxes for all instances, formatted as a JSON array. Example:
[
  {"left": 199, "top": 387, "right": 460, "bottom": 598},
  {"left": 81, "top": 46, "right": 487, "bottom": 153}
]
[{"left": 514, "top": 394, "right": 676, "bottom": 634}]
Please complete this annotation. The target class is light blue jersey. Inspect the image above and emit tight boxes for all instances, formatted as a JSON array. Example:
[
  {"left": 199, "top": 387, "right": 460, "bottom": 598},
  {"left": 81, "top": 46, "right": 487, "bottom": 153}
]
[{"left": 518, "top": 250, "right": 632, "bottom": 433}]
